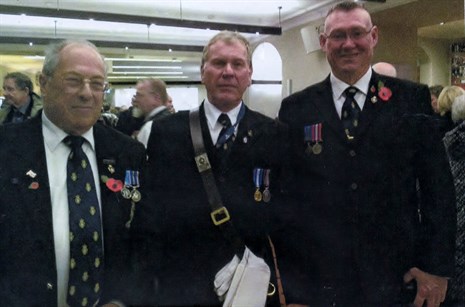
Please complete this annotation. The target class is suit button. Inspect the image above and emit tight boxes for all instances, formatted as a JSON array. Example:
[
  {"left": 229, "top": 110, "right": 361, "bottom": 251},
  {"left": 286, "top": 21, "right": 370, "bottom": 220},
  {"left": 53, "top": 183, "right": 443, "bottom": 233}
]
[
  {"left": 46, "top": 282, "right": 53, "bottom": 290},
  {"left": 350, "top": 183, "right": 358, "bottom": 190},
  {"left": 349, "top": 150, "right": 356, "bottom": 157}
]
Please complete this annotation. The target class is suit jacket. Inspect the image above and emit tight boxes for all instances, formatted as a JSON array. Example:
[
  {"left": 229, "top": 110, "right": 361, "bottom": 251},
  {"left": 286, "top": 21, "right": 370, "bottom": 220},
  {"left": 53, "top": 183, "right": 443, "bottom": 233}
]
[
  {"left": 0, "top": 115, "right": 146, "bottom": 307},
  {"left": 134, "top": 103, "right": 293, "bottom": 306},
  {"left": 278, "top": 72, "right": 456, "bottom": 306}
]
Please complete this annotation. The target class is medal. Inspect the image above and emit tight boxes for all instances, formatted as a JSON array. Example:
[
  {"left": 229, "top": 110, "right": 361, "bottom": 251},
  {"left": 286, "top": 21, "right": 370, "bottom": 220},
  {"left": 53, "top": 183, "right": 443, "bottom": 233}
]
[
  {"left": 121, "top": 187, "right": 132, "bottom": 199},
  {"left": 122, "top": 170, "right": 142, "bottom": 201},
  {"left": 253, "top": 168, "right": 264, "bottom": 202},
  {"left": 254, "top": 189, "right": 263, "bottom": 202},
  {"left": 304, "top": 123, "right": 323, "bottom": 155},
  {"left": 312, "top": 142, "right": 322, "bottom": 155},
  {"left": 131, "top": 189, "right": 141, "bottom": 202},
  {"left": 262, "top": 169, "right": 271, "bottom": 203},
  {"left": 305, "top": 143, "right": 313, "bottom": 155}
]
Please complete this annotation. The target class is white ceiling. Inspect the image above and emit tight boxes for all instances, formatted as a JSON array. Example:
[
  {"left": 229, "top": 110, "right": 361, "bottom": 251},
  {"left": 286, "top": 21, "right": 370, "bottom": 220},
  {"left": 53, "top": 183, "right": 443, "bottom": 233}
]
[{"left": 0, "top": 0, "right": 462, "bottom": 83}]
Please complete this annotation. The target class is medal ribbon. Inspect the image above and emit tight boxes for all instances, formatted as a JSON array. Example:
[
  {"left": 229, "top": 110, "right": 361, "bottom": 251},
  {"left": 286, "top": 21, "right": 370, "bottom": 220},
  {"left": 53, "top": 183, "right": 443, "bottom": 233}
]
[
  {"left": 263, "top": 169, "right": 270, "bottom": 189},
  {"left": 216, "top": 103, "right": 246, "bottom": 147},
  {"left": 312, "top": 123, "right": 322, "bottom": 143},
  {"left": 124, "top": 170, "right": 140, "bottom": 187},
  {"left": 253, "top": 168, "right": 264, "bottom": 189}
]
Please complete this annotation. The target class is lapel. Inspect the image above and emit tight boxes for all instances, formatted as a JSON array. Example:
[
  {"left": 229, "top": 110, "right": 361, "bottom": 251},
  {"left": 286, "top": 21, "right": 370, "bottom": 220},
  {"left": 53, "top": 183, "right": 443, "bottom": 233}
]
[
  {"left": 7, "top": 115, "right": 55, "bottom": 262},
  {"left": 93, "top": 124, "right": 128, "bottom": 229},
  {"left": 312, "top": 77, "right": 348, "bottom": 142}
]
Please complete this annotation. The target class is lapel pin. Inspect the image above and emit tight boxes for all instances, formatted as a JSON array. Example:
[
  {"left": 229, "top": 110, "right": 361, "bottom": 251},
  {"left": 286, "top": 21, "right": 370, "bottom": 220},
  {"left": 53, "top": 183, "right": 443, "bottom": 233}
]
[
  {"left": 371, "top": 96, "right": 378, "bottom": 104},
  {"left": 26, "top": 170, "right": 37, "bottom": 178},
  {"left": 29, "top": 182, "right": 39, "bottom": 190}
]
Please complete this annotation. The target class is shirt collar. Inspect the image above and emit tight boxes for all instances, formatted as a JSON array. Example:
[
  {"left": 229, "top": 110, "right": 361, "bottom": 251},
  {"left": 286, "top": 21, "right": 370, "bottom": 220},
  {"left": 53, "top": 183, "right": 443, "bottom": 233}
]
[
  {"left": 42, "top": 112, "right": 95, "bottom": 152},
  {"left": 204, "top": 98, "right": 243, "bottom": 130},
  {"left": 331, "top": 69, "right": 373, "bottom": 100},
  {"left": 145, "top": 105, "right": 167, "bottom": 121}
]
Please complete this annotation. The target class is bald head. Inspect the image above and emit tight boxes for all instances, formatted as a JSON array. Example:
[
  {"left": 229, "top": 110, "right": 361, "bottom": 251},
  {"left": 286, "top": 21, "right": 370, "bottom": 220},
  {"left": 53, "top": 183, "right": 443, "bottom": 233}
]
[{"left": 372, "top": 62, "right": 397, "bottom": 77}]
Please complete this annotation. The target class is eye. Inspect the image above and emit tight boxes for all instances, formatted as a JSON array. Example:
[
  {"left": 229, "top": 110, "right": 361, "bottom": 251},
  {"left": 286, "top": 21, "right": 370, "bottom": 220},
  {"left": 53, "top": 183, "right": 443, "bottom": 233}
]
[
  {"left": 90, "top": 80, "right": 106, "bottom": 91},
  {"left": 63, "top": 76, "right": 82, "bottom": 87},
  {"left": 330, "top": 32, "right": 346, "bottom": 41},
  {"left": 351, "top": 30, "right": 364, "bottom": 40}
]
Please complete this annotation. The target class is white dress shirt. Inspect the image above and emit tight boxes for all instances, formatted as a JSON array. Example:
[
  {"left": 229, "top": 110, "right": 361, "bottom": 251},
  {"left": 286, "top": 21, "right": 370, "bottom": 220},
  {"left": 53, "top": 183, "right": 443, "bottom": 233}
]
[
  {"left": 203, "top": 98, "right": 242, "bottom": 145},
  {"left": 42, "top": 112, "right": 102, "bottom": 307},
  {"left": 330, "top": 68, "right": 372, "bottom": 118}
]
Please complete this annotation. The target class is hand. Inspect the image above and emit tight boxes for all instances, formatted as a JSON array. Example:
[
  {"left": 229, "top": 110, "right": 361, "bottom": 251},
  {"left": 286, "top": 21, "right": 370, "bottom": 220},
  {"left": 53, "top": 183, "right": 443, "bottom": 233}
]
[{"left": 403, "top": 267, "right": 448, "bottom": 307}]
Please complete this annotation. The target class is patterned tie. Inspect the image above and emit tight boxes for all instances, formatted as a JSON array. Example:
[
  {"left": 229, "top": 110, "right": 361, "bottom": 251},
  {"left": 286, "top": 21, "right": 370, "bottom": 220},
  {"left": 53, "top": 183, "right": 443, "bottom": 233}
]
[
  {"left": 216, "top": 113, "right": 234, "bottom": 151},
  {"left": 65, "top": 136, "right": 103, "bottom": 307},
  {"left": 342, "top": 86, "right": 361, "bottom": 140}
]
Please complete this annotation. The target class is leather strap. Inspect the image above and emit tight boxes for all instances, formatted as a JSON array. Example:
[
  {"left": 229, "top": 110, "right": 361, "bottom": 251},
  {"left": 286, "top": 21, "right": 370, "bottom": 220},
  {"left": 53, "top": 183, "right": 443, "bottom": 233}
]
[
  {"left": 189, "top": 108, "right": 244, "bottom": 255},
  {"left": 268, "top": 236, "right": 287, "bottom": 306}
]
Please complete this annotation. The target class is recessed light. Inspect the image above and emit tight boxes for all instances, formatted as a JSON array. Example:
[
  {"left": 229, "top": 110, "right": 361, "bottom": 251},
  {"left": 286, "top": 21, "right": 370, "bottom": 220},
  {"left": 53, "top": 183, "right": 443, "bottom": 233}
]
[{"left": 440, "top": 22, "right": 445, "bottom": 26}]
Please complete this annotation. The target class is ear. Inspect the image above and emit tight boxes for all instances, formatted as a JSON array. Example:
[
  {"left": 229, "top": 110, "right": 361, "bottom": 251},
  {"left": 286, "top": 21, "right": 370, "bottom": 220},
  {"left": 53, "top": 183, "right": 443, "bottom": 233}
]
[
  {"left": 370, "top": 25, "right": 379, "bottom": 47},
  {"left": 319, "top": 34, "right": 327, "bottom": 51},
  {"left": 38, "top": 73, "right": 48, "bottom": 96}
]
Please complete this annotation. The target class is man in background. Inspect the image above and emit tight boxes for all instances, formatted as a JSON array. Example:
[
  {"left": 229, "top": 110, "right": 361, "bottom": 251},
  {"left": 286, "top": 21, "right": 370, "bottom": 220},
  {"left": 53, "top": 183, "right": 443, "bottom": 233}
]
[
  {"left": 279, "top": 2, "right": 456, "bottom": 306},
  {"left": 134, "top": 78, "right": 172, "bottom": 147},
  {"left": 1, "top": 71, "right": 43, "bottom": 124},
  {"left": 372, "top": 61, "right": 397, "bottom": 77}
]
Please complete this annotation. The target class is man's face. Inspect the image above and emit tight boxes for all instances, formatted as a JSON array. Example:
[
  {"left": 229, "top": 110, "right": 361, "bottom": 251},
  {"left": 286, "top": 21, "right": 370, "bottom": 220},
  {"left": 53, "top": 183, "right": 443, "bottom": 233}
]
[
  {"left": 2, "top": 78, "right": 30, "bottom": 108},
  {"left": 320, "top": 8, "right": 378, "bottom": 83},
  {"left": 40, "top": 43, "right": 106, "bottom": 136},
  {"left": 132, "top": 81, "right": 161, "bottom": 116},
  {"left": 201, "top": 39, "right": 252, "bottom": 112},
  {"left": 431, "top": 94, "right": 439, "bottom": 113}
]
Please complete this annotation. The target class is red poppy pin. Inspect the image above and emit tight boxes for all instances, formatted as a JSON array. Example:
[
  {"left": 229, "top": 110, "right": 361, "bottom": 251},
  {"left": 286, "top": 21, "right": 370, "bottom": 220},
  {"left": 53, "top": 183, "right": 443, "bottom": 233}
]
[
  {"left": 106, "top": 178, "right": 124, "bottom": 192},
  {"left": 377, "top": 80, "right": 392, "bottom": 102}
]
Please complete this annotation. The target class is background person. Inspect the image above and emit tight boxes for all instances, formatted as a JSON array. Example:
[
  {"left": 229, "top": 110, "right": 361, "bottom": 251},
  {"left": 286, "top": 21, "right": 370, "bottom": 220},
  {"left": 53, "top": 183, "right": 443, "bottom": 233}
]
[
  {"left": 1, "top": 71, "right": 43, "bottom": 124},
  {"left": 278, "top": 2, "right": 456, "bottom": 306}
]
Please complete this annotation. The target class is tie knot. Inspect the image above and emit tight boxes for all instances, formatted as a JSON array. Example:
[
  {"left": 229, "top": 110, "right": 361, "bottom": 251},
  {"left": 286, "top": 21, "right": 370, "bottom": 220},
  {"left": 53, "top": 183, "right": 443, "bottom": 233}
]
[
  {"left": 344, "top": 86, "right": 358, "bottom": 98},
  {"left": 218, "top": 113, "right": 232, "bottom": 128},
  {"left": 64, "top": 135, "right": 85, "bottom": 151}
]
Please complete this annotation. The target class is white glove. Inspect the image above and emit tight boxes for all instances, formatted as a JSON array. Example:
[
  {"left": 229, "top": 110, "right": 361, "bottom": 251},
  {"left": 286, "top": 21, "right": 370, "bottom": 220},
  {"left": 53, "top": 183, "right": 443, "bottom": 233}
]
[{"left": 214, "top": 254, "right": 240, "bottom": 298}]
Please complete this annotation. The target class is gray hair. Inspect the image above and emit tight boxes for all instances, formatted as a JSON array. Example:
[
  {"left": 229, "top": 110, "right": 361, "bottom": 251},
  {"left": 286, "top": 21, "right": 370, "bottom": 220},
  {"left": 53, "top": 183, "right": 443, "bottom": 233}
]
[
  {"left": 201, "top": 31, "right": 252, "bottom": 70},
  {"left": 42, "top": 39, "right": 107, "bottom": 77},
  {"left": 452, "top": 94, "right": 465, "bottom": 123}
]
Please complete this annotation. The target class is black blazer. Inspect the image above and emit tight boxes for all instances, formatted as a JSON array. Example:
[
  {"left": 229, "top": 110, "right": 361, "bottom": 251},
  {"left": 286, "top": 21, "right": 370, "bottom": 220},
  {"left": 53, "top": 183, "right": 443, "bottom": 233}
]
[
  {"left": 278, "top": 72, "right": 456, "bottom": 305},
  {"left": 134, "top": 103, "right": 293, "bottom": 306},
  {"left": 0, "top": 115, "right": 146, "bottom": 306}
]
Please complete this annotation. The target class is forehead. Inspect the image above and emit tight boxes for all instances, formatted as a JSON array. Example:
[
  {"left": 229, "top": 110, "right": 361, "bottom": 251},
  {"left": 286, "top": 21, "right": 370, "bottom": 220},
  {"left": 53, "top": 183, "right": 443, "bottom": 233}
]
[
  {"left": 3, "top": 78, "right": 18, "bottom": 87},
  {"left": 136, "top": 80, "right": 151, "bottom": 92},
  {"left": 56, "top": 44, "right": 105, "bottom": 76},
  {"left": 325, "top": 8, "right": 372, "bottom": 32},
  {"left": 207, "top": 39, "right": 248, "bottom": 60}
]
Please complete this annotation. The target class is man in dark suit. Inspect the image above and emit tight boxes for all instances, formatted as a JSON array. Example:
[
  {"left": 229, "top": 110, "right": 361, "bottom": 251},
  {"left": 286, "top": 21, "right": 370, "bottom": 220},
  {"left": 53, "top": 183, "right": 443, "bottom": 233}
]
[
  {"left": 0, "top": 40, "right": 146, "bottom": 306},
  {"left": 133, "top": 31, "right": 303, "bottom": 306},
  {"left": 278, "top": 2, "right": 456, "bottom": 307},
  {"left": 134, "top": 78, "right": 173, "bottom": 147}
]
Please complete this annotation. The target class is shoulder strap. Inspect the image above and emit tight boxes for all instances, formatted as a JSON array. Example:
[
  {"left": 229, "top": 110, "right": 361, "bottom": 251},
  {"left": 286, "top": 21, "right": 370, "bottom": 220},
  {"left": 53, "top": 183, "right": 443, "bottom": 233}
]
[{"left": 189, "top": 108, "right": 244, "bottom": 255}]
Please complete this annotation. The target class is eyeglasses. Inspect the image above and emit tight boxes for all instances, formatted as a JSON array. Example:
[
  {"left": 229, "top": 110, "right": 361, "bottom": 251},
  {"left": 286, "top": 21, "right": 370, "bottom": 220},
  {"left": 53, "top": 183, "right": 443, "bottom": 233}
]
[
  {"left": 323, "top": 26, "right": 374, "bottom": 43},
  {"left": 60, "top": 74, "right": 108, "bottom": 94}
]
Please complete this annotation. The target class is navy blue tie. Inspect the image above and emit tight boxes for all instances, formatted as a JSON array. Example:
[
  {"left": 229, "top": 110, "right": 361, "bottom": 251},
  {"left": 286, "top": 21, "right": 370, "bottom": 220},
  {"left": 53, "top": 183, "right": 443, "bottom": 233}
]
[
  {"left": 65, "top": 136, "right": 103, "bottom": 307},
  {"left": 342, "top": 87, "right": 361, "bottom": 140},
  {"left": 216, "top": 113, "right": 234, "bottom": 151}
]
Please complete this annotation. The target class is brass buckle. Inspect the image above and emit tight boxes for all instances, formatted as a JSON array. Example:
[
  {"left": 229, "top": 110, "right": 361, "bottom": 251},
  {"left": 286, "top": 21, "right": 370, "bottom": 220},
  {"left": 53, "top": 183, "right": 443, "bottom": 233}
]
[
  {"left": 210, "top": 207, "right": 230, "bottom": 226},
  {"left": 195, "top": 153, "right": 211, "bottom": 173}
]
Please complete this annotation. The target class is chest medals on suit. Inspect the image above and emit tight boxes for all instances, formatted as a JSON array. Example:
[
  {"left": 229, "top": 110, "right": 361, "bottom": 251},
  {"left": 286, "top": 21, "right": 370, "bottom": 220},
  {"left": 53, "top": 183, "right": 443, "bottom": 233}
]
[
  {"left": 304, "top": 123, "right": 323, "bottom": 155},
  {"left": 253, "top": 168, "right": 271, "bottom": 203},
  {"left": 121, "top": 170, "right": 141, "bottom": 202}
]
